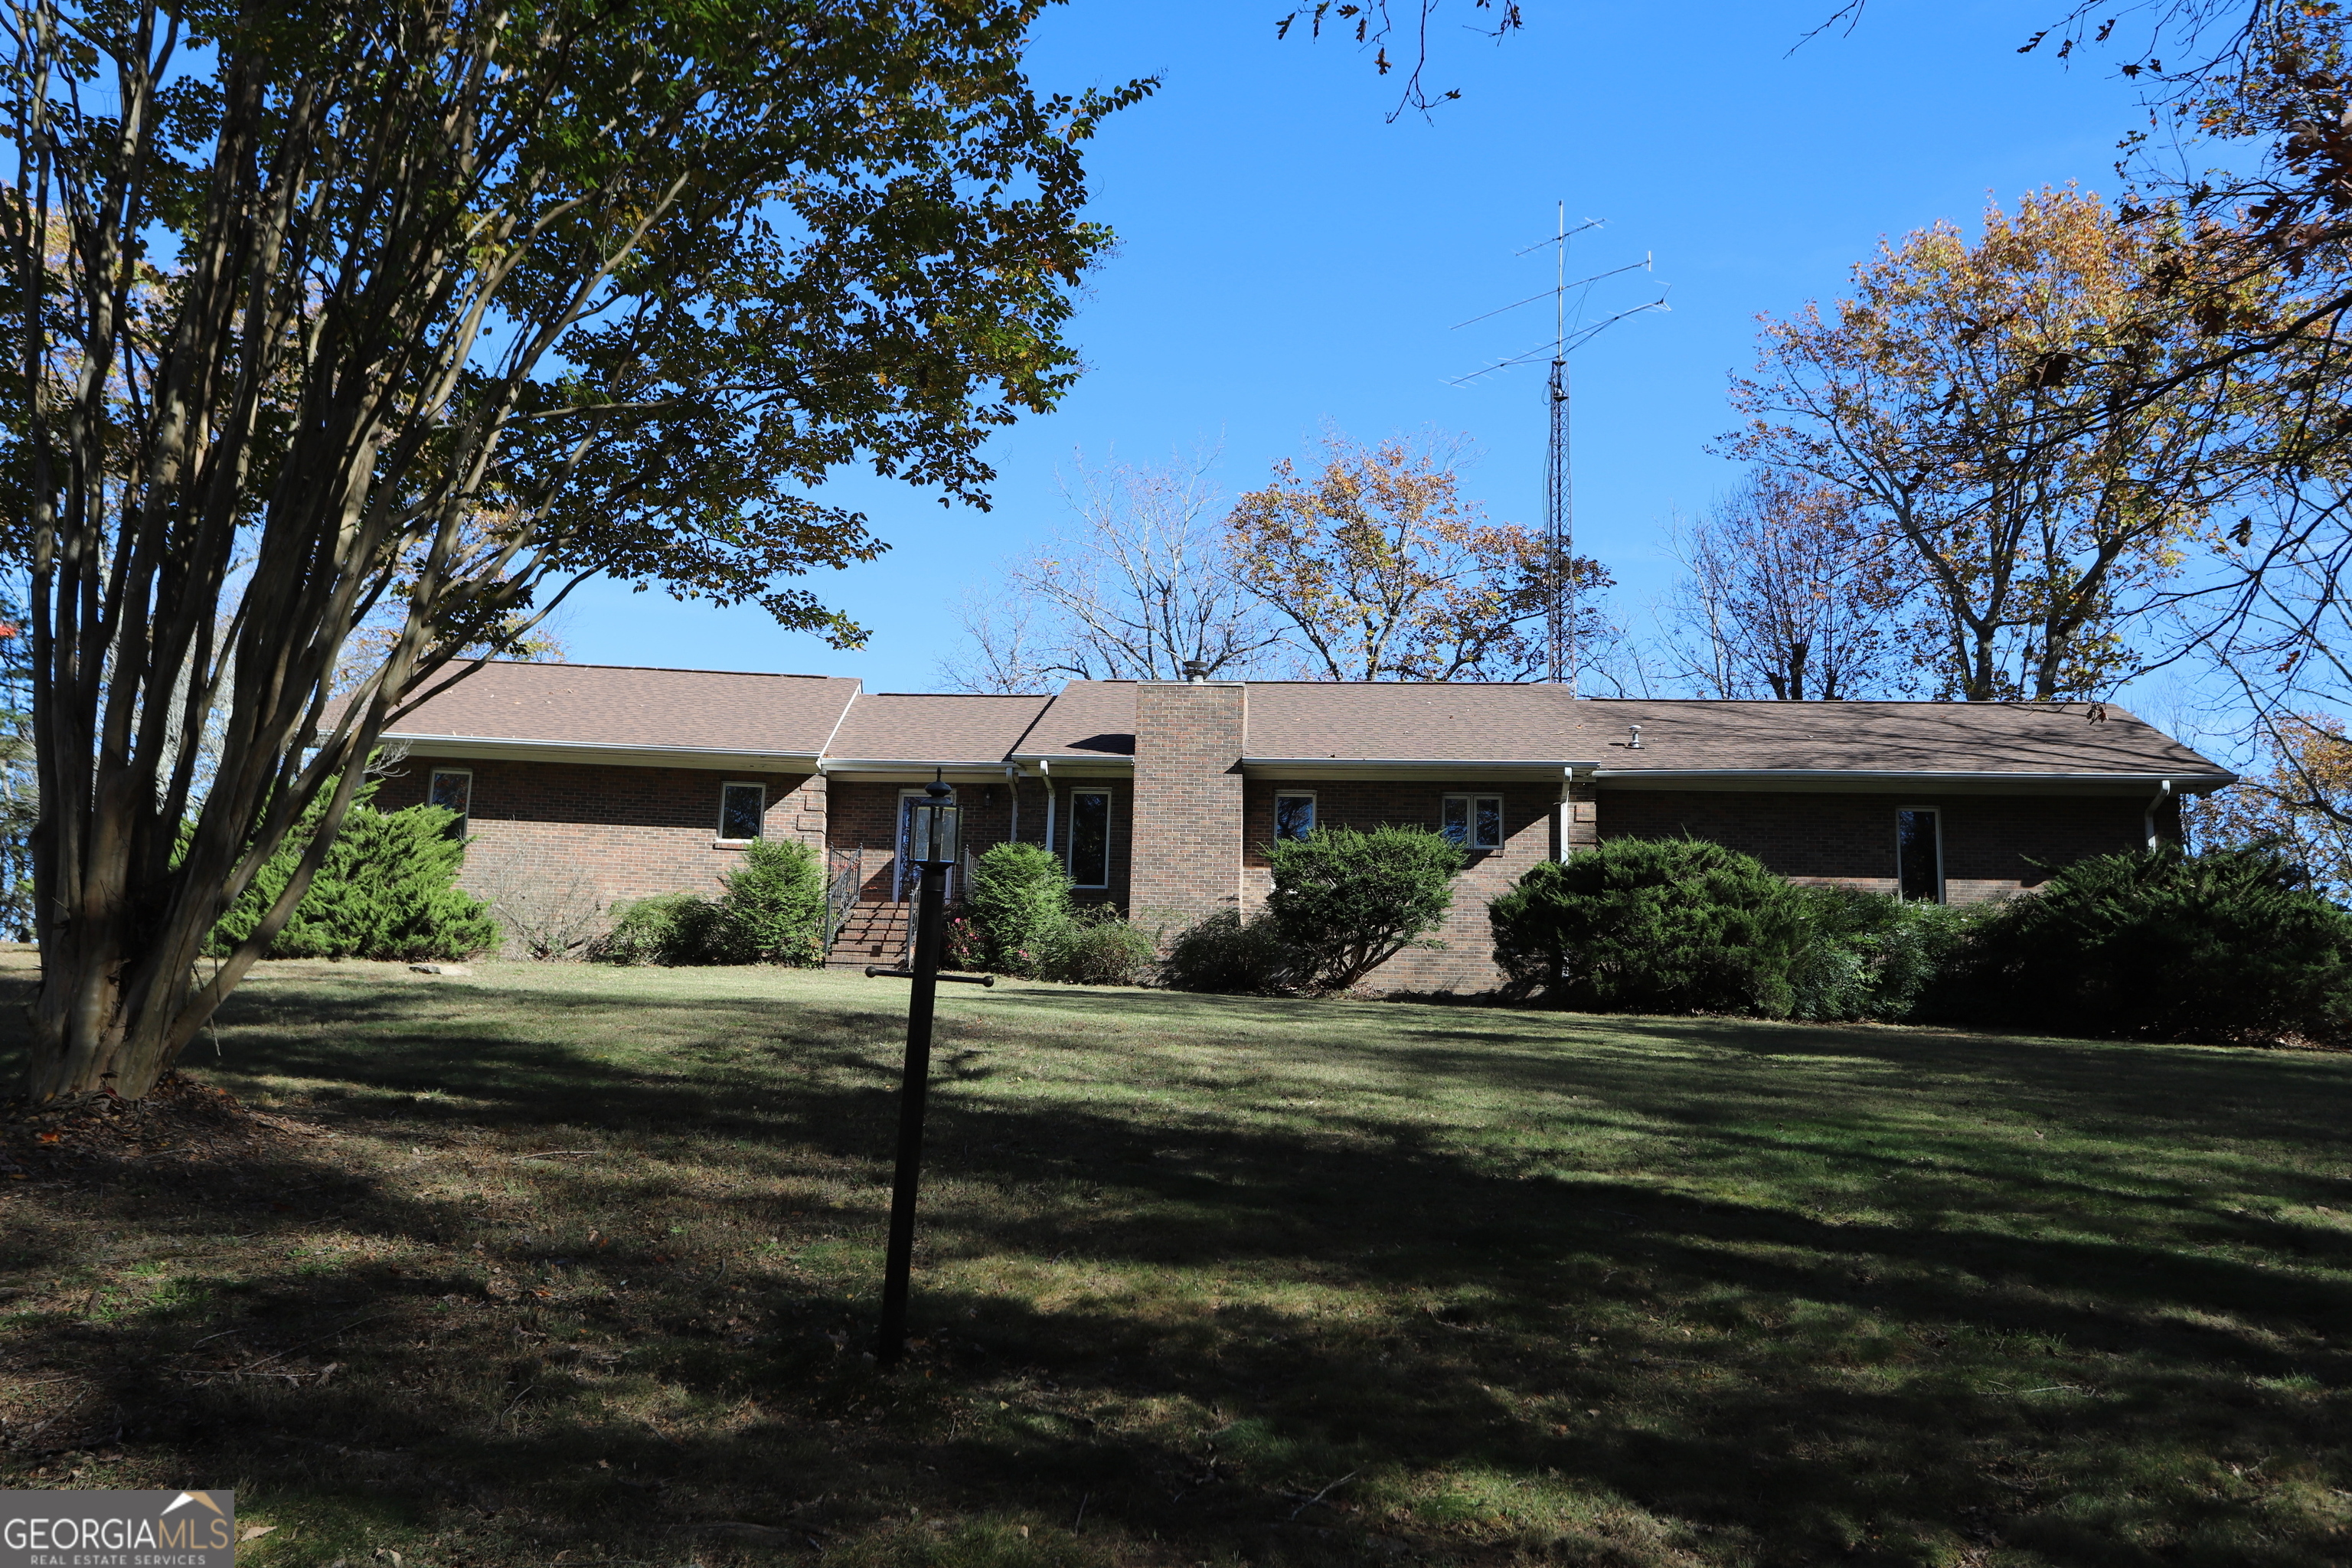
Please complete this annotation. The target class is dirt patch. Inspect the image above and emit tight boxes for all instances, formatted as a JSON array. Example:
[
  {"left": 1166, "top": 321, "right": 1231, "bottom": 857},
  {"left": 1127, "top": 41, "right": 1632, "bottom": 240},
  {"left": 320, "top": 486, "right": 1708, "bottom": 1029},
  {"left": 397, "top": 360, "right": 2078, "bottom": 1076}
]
[{"left": 0, "top": 1073, "right": 328, "bottom": 1181}]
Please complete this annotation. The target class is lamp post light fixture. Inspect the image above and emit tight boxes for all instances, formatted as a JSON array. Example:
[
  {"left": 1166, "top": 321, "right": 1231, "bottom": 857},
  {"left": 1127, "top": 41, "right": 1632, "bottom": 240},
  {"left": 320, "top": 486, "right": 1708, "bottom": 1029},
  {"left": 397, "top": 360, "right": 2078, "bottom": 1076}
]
[{"left": 868, "top": 777, "right": 991, "bottom": 1368}]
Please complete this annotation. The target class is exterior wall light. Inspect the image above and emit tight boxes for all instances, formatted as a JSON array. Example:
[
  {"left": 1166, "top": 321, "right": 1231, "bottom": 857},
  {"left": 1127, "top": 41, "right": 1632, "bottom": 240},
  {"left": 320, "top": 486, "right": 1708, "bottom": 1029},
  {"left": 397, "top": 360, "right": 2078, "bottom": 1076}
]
[{"left": 906, "top": 780, "right": 960, "bottom": 865}]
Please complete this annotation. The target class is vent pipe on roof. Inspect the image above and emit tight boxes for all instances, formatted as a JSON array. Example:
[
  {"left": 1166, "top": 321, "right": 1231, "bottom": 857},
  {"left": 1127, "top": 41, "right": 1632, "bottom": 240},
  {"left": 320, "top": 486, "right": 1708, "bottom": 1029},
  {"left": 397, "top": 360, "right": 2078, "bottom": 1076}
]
[
  {"left": 1182, "top": 658, "right": 1208, "bottom": 684},
  {"left": 1627, "top": 724, "right": 1642, "bottom": 750}
]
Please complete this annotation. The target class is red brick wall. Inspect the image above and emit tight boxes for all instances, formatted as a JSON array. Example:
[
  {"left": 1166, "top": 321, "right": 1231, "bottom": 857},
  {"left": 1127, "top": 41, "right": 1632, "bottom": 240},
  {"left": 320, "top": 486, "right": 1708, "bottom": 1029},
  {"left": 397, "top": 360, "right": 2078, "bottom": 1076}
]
[
  {"left": 1596, "top": 788, "right": 2159, "bottom": 901},
  {"left": 1235, "top": 777, "right": 1558, "bottom": 995},
  {"left": 1129, "top": 683, "right": 1245, "bottom": 923},
  {"left": 372, "top": 753, "right": 824, "bottom": 929}
]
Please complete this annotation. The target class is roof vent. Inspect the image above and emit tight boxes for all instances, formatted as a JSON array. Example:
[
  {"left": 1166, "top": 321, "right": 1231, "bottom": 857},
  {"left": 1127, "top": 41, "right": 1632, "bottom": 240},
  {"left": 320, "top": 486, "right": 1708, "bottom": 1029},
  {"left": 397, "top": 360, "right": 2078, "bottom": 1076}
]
[
  {"left": 1181, "top": 658, "right": 1208, "bottom": 684},
  {"left": 1627, "top": 724, "right": 1642, "bottom": 750}
]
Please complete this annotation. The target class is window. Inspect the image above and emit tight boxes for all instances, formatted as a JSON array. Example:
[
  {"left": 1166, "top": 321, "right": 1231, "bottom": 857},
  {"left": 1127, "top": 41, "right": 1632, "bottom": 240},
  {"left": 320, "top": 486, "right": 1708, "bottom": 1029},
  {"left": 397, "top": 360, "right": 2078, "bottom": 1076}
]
[
  {"left": 719, "top": 782, "right": 766, "bottom": 841},
  {"left": 1274, "top": 792, "right": 1317, "bottom": 841},
  {"left": 428, "top": 769, "right": 472, "bottom": 840},
  {"left": 1442, "top": 793, "right": 1504, "bottom": 851},
  {"left": 1068, "top": 789, "right": 1111, "bottom": 888},
  {"left": 1897, "top": 808, "right": 1942, "bottom": 903}
]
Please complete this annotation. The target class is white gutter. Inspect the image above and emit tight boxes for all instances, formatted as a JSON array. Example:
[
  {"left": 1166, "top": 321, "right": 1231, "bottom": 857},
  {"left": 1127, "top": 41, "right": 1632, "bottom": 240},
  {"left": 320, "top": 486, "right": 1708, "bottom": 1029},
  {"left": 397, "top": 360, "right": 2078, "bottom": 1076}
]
[
  {"left": 818, "top": 757, "right": 1021, "bottom": 775},
  {"left": 1242, "top": 756, "right": 1605, "bottom": 779},
  {"left": 1590, "top": 767, "right": 2235, "bottom": 786}
]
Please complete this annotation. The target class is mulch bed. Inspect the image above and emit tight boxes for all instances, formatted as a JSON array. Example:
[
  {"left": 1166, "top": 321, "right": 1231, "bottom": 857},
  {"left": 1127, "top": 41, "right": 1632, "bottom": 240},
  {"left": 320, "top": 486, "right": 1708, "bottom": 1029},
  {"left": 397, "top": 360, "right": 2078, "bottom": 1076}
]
[{"left": 0, "top": 1073, "right": 327, "bottom": 1181}]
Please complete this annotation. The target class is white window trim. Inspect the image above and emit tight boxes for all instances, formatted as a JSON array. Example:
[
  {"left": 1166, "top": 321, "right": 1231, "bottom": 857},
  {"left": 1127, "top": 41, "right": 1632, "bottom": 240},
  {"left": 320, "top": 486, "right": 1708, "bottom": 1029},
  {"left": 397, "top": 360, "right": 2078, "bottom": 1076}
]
[
  {"left": 1442, "top": 792, "right": 1504, "bottom": 851},
  {"left": 1273, "top": 789, "right": 1318, "bottom": 842},
  {"left": 716, "top": 780, "right": 766, "bottom": 844},
  {"left": 428, "top": 767, "right": 473, "bottom": 836},
  {"left": 1896, "top": 805, "right": 1945, "bottom": 904},
  {"left": 1067, "top": 787, "right": 1113, "bottom": 889}
]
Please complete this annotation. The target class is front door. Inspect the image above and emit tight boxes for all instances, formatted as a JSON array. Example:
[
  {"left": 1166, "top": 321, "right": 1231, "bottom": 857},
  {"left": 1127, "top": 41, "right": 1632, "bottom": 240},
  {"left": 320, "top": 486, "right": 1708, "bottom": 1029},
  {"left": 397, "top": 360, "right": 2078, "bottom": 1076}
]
[{"left": 894, "top": 788, "right": 956, "bottom": 901}]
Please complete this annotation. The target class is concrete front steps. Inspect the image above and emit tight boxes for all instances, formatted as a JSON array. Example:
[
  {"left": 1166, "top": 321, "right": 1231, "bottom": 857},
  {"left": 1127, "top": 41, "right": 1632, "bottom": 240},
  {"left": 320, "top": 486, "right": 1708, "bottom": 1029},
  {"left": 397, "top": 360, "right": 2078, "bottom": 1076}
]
[{"left": 826, "top": 902, "right": 910, "bottom": 968}]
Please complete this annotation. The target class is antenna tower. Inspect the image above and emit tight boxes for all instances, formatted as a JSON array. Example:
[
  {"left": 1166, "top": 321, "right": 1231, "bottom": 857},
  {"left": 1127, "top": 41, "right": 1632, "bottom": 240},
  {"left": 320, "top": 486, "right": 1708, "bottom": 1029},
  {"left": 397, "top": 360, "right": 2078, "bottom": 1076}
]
[
  {"left": 1449, "top": 209, "right": 1668, "bottom": 693},
  {"left": 1544, "top": 204, "right": 1573, "bottom": 690}
]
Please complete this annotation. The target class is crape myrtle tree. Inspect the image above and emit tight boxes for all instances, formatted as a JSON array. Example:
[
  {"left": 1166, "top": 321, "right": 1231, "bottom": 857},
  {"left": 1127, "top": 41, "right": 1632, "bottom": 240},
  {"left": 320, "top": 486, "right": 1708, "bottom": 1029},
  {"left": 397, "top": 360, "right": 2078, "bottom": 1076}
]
[{"left": 1, "top": 0, "right": 1148, "bottom": 1102}]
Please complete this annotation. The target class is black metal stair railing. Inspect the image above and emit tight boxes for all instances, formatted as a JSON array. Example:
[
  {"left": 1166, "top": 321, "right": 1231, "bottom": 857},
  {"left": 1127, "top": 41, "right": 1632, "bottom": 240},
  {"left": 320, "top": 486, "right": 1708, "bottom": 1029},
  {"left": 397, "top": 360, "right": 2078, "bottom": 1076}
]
[{"left": 822, "top": 846, "right": 864, "bottom": 956}]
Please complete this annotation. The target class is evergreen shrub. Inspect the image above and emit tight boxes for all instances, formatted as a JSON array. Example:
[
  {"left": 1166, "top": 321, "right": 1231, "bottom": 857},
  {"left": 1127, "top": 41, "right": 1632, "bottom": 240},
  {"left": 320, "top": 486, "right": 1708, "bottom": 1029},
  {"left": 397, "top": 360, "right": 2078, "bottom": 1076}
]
[
  {"left": 1788, "top": 887, "right": 1988, "bottom": 1022},
  {"left": 708, "top": 838, "right": 826, "bottom": 965},
  {"left": 1935, "top": 845, "right": 2352, "bottom": 1044},
  {"left": 587, "top": 841, "right": 822, "bottom": 966},
  {"left": 1489, "top": 837, "right": 1805, "bottom": 1016},
  {"left": 1264, "top": 824, "right": 1465, "bottom": 993},
  {"left": 208, "top": 801, "right": 499, "bottom": 962},
  {"left": 965, "top": 842, "right": 1073, "bottom": 976}
]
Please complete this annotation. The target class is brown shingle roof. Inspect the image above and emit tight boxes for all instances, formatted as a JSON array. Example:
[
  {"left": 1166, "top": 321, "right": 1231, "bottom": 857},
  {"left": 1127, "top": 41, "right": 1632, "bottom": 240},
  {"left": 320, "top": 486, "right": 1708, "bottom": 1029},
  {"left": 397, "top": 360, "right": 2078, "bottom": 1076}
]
[
  {"left": 1576, "top": 699, "right": 2229, "bottom": 780},
  {"left": 826, "top": 693, "right": 1054, "bottom": 764},
  {"left": 1243, "top": 681, "right": 1592, "bottom": 763},
  {"left": 1011, "top": 681, "right": 1137, "bottom": 761},
  {"left": 380, "top": 663, "right": 2233, "bottom": 783},
  {"left": 383, "top": 662, "right": 860, "bottom": 756}
]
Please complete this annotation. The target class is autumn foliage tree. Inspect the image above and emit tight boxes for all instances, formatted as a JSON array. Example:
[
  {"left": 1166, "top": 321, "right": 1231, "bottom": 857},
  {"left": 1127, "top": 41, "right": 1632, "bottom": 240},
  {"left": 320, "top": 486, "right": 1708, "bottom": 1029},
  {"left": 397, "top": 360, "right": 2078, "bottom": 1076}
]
[
  {"left": 0, "top": 0, "right": 1145, "bottom": 1102},
  {"left": 1727, "top": 188, "right": 2268, "bottom": 701},
  {"left": 1225, "top": 433, "right": 1612, "bottom": 683},
  {"left": 2188, "top": 712, "right": 2352, "bottom": 895}
]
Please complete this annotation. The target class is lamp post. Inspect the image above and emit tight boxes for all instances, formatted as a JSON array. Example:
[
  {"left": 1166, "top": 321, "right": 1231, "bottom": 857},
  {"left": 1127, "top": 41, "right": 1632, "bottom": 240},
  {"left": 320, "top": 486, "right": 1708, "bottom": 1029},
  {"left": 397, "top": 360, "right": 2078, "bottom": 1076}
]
[{"left": 871, "top": 779, "right": 971, "bottom": 1367}]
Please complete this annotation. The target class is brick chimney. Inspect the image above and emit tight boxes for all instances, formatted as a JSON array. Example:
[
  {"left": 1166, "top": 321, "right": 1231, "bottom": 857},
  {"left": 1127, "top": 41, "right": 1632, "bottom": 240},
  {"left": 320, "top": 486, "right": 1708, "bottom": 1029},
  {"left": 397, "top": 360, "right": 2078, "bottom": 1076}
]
[{"left": 1129, "top": 680, "right": 1246, "bottom": 926}]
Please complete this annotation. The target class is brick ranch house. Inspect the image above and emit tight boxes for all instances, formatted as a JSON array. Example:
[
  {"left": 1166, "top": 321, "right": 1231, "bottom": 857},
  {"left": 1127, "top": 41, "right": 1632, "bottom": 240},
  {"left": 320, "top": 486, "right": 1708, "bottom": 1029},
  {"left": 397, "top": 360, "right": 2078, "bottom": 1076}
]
[{"left": 368, "top": 661, "right": 2235, "bottom": 992}]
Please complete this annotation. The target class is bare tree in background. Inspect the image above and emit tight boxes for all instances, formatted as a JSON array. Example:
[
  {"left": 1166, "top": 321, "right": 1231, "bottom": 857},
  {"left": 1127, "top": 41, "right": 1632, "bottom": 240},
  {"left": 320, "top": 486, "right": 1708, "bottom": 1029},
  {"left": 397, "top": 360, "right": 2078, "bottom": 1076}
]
[
  {"left": 940, "top": 453, "right": 1282, "bottom": 690},
  {"left": 1662, "top": 472, "right": 1906, "bottom": 700}
]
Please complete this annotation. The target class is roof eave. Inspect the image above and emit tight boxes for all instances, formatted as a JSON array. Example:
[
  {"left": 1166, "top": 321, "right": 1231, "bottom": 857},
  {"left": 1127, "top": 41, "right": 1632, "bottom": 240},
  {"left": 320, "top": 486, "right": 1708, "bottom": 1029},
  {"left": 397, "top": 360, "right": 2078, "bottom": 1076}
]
[
  {"left": 380, "top": 733, "right": 823, "bottom": 772},
  {"left": 819, "top": 757, "right": 1026, "bottom": 777}
]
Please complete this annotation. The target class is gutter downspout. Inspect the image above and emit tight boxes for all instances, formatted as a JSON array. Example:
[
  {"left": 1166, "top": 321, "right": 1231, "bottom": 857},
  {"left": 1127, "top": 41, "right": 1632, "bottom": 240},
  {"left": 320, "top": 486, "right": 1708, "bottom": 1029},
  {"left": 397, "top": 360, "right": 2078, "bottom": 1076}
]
[
  {"left": 1004, "top": 763, "right": 1024, "bottom": 845},
  {"left": 2145, "top": 778, "right": 2174, "bottom": 852},
  {"left": 1558, "top": 766, "right": 1583, "bottom": 861}
]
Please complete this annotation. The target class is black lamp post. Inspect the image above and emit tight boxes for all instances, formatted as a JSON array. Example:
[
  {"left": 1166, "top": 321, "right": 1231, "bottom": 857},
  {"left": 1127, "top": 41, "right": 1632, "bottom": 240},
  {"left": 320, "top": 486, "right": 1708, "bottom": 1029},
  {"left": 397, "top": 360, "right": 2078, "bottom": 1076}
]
[{"left": 868, "top": 778, "right": 990, "bottom": 1367}]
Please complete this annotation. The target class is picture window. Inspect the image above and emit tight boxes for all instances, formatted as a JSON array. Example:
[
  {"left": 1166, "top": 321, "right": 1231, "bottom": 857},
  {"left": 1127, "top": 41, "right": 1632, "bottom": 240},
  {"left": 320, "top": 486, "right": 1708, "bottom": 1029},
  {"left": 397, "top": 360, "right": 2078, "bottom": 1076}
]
[
  {"left": 1068, "top": 789, "right": 1112, "bottom": 888},
  {"left": 719, "top": 782, "right": 766, "bottom": 841},
  {"left": 1442, "top": 792, "right": 1504, "bottom": 851},
  {"left": 1897, "top": 808, "right": 1942, "bottom": 903},
  {"left": 428, "top": 769, "right": 472, "bottom": 840},
  {"left": 1274, "top": 792, "right": 1317, "bottom": 841}
]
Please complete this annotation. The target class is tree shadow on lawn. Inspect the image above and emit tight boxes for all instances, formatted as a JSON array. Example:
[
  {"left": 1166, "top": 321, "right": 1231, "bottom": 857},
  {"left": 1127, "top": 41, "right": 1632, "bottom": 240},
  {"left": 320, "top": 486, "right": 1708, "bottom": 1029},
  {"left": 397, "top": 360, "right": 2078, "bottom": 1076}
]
[{"left": 2, "top": 977, "right": 2347, "bottom": 1565}]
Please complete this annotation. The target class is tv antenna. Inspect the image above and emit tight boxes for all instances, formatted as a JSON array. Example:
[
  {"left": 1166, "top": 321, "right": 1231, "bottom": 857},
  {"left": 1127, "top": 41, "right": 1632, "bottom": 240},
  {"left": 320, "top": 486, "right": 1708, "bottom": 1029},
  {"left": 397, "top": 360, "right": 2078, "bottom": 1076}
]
[{"left": 1451, "top": 204, "right": 1668, "bottom": 691}]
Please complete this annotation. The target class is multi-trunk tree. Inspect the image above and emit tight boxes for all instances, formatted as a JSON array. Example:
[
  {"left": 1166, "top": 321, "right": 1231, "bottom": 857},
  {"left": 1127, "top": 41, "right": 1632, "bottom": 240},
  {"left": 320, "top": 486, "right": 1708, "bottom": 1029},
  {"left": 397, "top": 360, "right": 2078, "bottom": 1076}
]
[
  {"left": 2, "top": 0, "right": 1145, "bottom": 1102},
  {"left": 942, "top": 452, "right": 1282, "bottom": 691},
  {"left": 1726, "top": 187, "right": 2269, "bottom": 701}
]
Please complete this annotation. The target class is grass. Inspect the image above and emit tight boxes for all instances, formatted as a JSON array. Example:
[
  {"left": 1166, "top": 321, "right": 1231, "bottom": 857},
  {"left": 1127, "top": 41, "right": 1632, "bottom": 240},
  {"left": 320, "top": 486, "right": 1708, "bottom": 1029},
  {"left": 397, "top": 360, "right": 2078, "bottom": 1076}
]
[{"left": 0, "top": 956, "right": 2347, "bottom": 1567}]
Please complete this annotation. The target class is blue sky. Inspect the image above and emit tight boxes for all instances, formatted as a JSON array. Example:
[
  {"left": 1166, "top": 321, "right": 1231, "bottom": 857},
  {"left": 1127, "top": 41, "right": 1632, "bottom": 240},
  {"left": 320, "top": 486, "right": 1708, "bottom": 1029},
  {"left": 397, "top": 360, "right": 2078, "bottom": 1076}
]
[{"left": 556, "top": 0, "right": 2160, "bottom": 691}]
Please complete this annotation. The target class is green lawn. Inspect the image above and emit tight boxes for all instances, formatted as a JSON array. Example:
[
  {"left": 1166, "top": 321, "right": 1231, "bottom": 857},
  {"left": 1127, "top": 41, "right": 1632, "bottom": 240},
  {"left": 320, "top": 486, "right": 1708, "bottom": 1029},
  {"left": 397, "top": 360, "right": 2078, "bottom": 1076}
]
[{"left": 1, "top": 959, "right": 2347, "bottom": 1566}]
